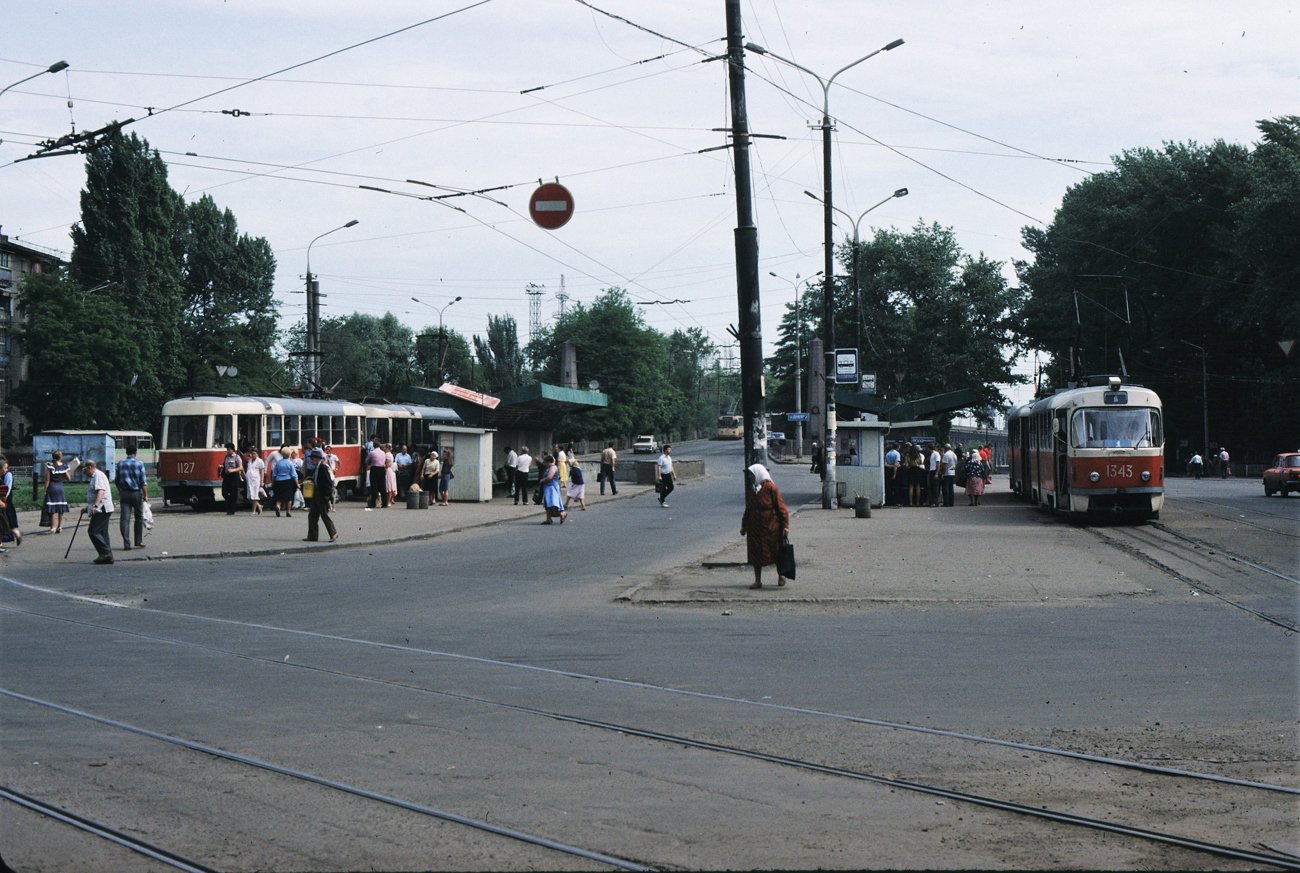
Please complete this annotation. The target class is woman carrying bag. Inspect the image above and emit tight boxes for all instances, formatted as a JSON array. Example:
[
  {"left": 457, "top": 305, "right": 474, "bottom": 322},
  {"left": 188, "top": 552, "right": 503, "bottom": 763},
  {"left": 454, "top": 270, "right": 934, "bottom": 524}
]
[{"left": 741, "top": 463, "right": 791, "bottom": 589}]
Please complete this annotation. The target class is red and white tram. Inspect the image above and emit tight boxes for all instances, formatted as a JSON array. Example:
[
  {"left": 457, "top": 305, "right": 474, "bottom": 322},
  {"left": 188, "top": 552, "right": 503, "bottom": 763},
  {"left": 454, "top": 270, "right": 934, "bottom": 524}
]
[
  {"left": 159, "top": 395, "right": 462, "bottom": 508},
  {"left": 1008, "top": 376, "right": 1164, "bottom": 522}
]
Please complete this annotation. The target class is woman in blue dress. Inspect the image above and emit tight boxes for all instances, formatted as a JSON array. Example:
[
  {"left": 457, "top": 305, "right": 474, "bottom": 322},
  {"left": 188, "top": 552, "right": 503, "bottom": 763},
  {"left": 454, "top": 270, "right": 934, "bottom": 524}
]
[
  {"left": 44, "top": 450, "right": 72, "bottom": 533},
  {"left": 539, "top": 453, "right": 567, "bottom": 524}
]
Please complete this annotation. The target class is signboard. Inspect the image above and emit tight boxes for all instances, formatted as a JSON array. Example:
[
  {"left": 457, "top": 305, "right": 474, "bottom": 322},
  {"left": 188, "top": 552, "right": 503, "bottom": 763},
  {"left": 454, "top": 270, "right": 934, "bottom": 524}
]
[
  {"left": 861, "top": 373, "right": 877, "bottom": 395},
  {"left": 833, "top": 348, "right": 859, "bottom": 385},
  {"left": 528, "top": 182, "right": 574, "bottom": 230},
  {"left": 438, "top": 382, "right": 502, "bottom": 409},
  {"left": 787, "top": 412, "right": 810, "bottom": 422}
]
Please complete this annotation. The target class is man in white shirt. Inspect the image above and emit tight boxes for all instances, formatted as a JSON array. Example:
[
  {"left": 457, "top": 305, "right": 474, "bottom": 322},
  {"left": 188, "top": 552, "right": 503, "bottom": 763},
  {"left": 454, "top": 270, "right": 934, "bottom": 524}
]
[
  {"left": 883, "top": 442, "right": 901, "bottom": 507},
  {"left": 503, "top": 446, "right": 518, "bottom": 497},
  {"left": 940, "top": 443, "right": 958, "bottom": 507},
  {"left": 82, "top": 458, "right": 115, "bottom": 565},
  {"left": 656, "top": 445, "right": 676, "bottom": 507},
  {"left": 927, "top": 444, "right": 942, "bottom": 507},
  {"left": 514, "top": 447, "right": 533, "bottom": 506}
]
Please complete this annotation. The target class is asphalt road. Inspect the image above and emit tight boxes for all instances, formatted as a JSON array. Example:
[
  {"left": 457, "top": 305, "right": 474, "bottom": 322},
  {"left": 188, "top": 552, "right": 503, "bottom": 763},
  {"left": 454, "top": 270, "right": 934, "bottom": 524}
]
[{"left": 2, "top": 439, "right": 1296, "bottom": 871}]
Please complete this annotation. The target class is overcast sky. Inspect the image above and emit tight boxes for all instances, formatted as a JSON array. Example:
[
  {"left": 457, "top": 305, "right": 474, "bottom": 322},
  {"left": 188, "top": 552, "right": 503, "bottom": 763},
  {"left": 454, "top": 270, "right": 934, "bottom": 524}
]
[{"left": 3, "top": 1, "right": 1295, "bottom": 402}]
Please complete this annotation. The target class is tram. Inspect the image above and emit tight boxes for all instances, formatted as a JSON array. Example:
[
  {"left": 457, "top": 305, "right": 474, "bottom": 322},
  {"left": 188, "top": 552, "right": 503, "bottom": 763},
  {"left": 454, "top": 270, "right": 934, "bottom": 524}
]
[
  {"left": 1007, "top": 376, "right": 1164, "bottom": 522},
  {"left": 158, "top": 395, "right": 462, "bottom": 507}
]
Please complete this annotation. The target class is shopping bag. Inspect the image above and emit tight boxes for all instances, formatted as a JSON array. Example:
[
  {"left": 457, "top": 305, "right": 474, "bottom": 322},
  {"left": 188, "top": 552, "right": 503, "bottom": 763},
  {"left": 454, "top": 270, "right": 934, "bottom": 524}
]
[
  {"left": 141, "top": 500, "right": 154, "bottom": 530},
  {"left": 776, "top": 541, "right": 796, "bottom": 580}
]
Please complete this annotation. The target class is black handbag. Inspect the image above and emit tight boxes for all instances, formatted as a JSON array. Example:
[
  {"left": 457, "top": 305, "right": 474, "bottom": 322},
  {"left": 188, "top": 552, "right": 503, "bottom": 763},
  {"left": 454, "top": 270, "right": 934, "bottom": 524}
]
[
  {"left": 532, "top": 485, "right": 543, "bottom": 505},
  {"left": 776, "top": 540, "right": 796, "bottom": 580}
]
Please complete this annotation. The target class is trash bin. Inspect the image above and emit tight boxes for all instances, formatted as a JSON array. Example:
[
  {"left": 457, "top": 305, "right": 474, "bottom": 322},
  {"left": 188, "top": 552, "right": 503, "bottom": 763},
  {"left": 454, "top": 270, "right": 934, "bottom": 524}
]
[
  {"left": 854, "top": 496, "right": 871, "bottom": 518},
  {"left": 418, "top": 491, "right": 429, "bottom": 509},
  {"left": 406, "top": 491, "right": 421, "bottom": 509}
]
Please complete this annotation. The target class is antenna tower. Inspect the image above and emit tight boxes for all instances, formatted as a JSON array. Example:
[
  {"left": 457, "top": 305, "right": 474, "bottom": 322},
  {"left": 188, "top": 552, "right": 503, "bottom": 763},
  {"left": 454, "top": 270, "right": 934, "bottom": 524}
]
[
  {"left": 555, "top": 274, "right": 569, "bottom": 319},
  {"left": 526, "top": 282, "right": 545, "bottom": 343}
]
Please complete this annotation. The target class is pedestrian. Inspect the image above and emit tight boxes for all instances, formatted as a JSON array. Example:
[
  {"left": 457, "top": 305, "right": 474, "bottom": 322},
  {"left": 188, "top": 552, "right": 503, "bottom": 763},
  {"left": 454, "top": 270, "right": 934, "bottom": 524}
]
[
  {"left": 290, "top": 447, "right": 308, "bottom": 510},
  {"left": 539, "top": 454, "right": 567, "bottom": 524},
  {"left": 420, "top": 448, "right": 442, "bottom": 496},
  {"left": 599, "top": 441, "right": 618, "bottom": 495},
  {"left": 906, "top": 443, "right": 924, "bottom": 507},
  {"left": 564, "top": 456, "right": 588, "bottom": 511},
  {"left": 82, "top": 458, "right": 115, "bottom": 564},
  {"left": 394, "top": 443, "right": 414, "bottom": 497},
  {"left": 964, "top": 450, "right": 986, "bottom": 506},
  {"left": 438, "top": 446, "right": 454, "bottom": 506},
  {"left": 1218, "top": 447, "right": 1231, "bottom": 478},
  {"left": 303, "top": 447, "right": 339, "bottom": 542},
  {"left": 514, "top": 446, "right": 533, "bottom": 506},
  {"left": 883, "top": 442, "right": 901, "bottom": 506},
  {"left": 940, "top": 443, "right": 958, "bottom": 507},
  {"left": 741, "top": 463, "right": 791, "bottom": 589},
  {"left": 809, "top": 440, "right": 822, "bottom": 475},
  {"left": 43, "top": 450, "right": 73, "bottom": 533},
  {"left": 555, "top": 443, "right": 569, "bottom": 492},
  {"left": 220, "top": 443, "right": 244, "bottom": 515},
  {"left": 927, "top": 443, "right": 942, "bottom": 507},
  {"left": 270, "top": 447, "right": 298, "bottom": 517},
  {"left": 382, "top": 444, "right": 397, "bottom": 507},
  {"left": 0, "top": 457, "right": 20, "bottom": 549},
  {"left": 114, "top": 444, "right": 149, "bottom": 550},
  {"left": 503, "top": 445, "right": 518, "bottom": 497},
  {"left": 656, "top": 444, "right": 676, "bottom": 507},
  {"left": 245, "top": 448, "right": 266, "bottom": 516},
  {"left": 1187, "top": 451, "right": 1204, "bottom": 479},
  {"left": 365, "top": 439, "right": 388, "bottom": 508}
]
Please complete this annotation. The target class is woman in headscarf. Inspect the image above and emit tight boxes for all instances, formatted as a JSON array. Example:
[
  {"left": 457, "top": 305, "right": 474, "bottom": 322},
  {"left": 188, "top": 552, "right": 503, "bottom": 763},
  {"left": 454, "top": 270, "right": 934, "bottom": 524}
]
[
  {"left": 539, "top": 453, "right": 567, "bottom": 524},
  {"left": 741, "top": 463, "right": 790, "bottom": 589},
  {"left": 964, "top": 450, "right": 986, "bottom": 506}
]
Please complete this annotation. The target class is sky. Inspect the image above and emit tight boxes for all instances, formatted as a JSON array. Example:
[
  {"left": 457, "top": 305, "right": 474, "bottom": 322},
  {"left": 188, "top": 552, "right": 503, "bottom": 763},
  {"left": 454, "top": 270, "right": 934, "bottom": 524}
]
[{"left": 2, "top": 1, "right": 1296, "bottom": 407}]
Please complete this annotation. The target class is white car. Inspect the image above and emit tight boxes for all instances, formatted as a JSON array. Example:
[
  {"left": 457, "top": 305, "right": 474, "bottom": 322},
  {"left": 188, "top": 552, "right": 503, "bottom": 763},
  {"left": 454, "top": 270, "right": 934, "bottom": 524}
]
[{"left": 633, "top": 434, "right": 659, "bottom": 454}]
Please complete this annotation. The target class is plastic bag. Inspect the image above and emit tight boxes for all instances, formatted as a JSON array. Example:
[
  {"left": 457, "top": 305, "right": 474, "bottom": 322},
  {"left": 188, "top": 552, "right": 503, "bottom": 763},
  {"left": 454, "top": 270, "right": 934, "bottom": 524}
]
[{"left": 142, "top": 501, "right": 154, "bottom": 529}]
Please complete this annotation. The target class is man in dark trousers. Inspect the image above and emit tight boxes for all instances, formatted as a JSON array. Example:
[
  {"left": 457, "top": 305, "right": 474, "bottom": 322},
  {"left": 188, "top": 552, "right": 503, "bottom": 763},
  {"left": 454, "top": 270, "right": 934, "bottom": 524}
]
[
  {"left": 304, "top": 448, "right": 338, "bottom": 542},
  {"left": 114, "top": 444, "right": 149, "bottom": 550}
]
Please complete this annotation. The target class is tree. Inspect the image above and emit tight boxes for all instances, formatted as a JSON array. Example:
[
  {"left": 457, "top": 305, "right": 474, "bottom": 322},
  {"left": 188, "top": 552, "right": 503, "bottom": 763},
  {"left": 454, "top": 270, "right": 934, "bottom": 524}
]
[
  {"left": 68, "top": 130, "right": 186, "bottom": 426},
  {"left": 530, "top": 288, "right": 677, "bottom": 441},
  {"left": 286, "top": 313, "right": 414, "bottom": 399},
  {"left": 1016, "top": 117, "right": 1300, "bottom": 460},
  {"left": 664, "top": 327, "right": 717, "bottom": 438},
  {"left": 14, "top": 271, "right": 143, "bottom": 431},
  {"left": 772, "top": 222, "right": 1025, "bottom": 420},
  {"left": 472, "top": 314, "right": 527, "bottom": 394}
]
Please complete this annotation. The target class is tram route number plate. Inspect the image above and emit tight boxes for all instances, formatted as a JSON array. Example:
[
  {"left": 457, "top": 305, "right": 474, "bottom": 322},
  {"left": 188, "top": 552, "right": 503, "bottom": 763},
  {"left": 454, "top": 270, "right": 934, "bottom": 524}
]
[{"left": 1105, "top": 463, "right": 1135, "bottom": 478}]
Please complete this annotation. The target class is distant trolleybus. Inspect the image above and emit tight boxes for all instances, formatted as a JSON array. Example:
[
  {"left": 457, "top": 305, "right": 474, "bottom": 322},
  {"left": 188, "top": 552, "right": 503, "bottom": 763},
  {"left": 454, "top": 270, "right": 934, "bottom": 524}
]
[{"left": 716, "top": 414, "right": 743, "bottom": 440}]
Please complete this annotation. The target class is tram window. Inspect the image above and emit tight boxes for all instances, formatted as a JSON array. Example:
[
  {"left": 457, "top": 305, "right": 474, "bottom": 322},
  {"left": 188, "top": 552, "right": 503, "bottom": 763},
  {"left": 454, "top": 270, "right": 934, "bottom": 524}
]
[
  {"left": 212, "top": 415, "right": 232, "bottom": 449},
  {"left": 1071, "top": 408, "right": 1161, "bottom": 449},
  {"left": 266, "top": 415, "right": 283, "bottom": 448},
  {"left": 331, "top": 416, "right": 345, "bottom": 446},
  {"left": 285, "top": 415, "right": 300, "bottom": 448},
  {"left": 346, "top": 416, "right": 361, "bottom": 446},
  {"left": 166, "top": 416, "right": 208, "bottom": 449}
]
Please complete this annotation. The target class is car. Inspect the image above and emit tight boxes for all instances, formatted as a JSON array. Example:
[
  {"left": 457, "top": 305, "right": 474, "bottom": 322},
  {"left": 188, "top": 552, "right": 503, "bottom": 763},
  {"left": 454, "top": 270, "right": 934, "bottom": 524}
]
[
  {"left": 1263, "top": 451, "right": 1300, "bottom": 497},
  {"left": 632, "top": 434, "right": 659, "bottom": 454}
]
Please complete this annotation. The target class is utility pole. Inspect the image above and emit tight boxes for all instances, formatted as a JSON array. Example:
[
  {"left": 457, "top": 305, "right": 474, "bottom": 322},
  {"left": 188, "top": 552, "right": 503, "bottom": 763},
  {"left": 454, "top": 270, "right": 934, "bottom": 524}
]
[{"left": 725, "top": 0, "right": 767, "bottom": 472}]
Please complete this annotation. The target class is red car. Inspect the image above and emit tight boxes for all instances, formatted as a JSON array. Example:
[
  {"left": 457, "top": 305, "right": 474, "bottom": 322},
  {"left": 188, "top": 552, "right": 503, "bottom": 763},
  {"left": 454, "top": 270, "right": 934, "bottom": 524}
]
[{"left": 1262, "top": 452, "right": 1300, "bottom": 497}]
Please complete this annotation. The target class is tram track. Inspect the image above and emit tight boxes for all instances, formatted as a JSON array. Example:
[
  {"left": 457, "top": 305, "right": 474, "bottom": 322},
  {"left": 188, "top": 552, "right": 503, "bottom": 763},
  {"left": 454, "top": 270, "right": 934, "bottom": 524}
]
[
  {"left": 3, "top": 593, "right": 1298, "bottom": 870},
  {"left": 1088, "top": 523, "right": 1299, "bottom": 632}
]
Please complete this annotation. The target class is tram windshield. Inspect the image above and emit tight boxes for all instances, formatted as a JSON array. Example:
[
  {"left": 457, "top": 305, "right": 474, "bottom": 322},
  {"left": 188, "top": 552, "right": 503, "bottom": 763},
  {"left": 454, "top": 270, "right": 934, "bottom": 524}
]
[{"left": 1070, "top": 407, "right": 1162, "bottom": 449}]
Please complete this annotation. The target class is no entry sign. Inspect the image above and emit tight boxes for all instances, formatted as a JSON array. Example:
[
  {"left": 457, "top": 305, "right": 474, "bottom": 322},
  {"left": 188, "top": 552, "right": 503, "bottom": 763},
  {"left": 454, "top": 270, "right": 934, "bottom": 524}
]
[{"left": 529, "top": 182, "right": 574, "bottom": 230}]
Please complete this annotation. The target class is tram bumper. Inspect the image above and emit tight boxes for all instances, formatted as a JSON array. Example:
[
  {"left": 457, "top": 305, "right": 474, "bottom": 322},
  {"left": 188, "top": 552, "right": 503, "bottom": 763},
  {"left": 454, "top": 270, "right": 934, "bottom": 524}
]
[{"left": 1072, "top": 488, "right": 1163, "bottom": 515}]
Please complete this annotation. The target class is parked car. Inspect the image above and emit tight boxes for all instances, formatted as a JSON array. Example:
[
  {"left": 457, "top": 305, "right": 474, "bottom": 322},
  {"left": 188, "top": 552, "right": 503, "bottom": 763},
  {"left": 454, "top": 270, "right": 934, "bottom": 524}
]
[
  {"left": 1262, "top": 452, "right": 1300, "bottom": 497},
  {"left": 632, "top": 434, "right": 659, "bottom": 454}
]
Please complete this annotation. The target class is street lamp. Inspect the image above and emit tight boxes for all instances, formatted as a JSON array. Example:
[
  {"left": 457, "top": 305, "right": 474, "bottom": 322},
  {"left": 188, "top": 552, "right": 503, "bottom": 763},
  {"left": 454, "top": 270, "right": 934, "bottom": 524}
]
[
  {"left": 0, "top": 60, "right": 69, "bottom": 99},
  {"left": 411, "top": 295, "right": 462, "bottom": 381},
  {"left": 769, "top": 270, "right": 822, "bottom": 459},
  {"left": 746, "top": 37, "right": 904, "bottom": 508},
  {"left": 1179, "top": 339, "right": 1209, "bottom": 458},
  {"left": 305, "top": 219, "right": 359, "bottom": 395},
  {"left": 805, "top": 187, "right": 907, "bottom": 355}
]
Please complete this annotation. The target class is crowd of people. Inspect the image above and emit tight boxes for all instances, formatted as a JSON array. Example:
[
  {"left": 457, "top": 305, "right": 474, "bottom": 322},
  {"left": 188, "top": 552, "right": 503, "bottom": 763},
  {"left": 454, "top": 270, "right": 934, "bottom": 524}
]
[{"left": 882, "top": 441, "right": 993, "bottom": 508}]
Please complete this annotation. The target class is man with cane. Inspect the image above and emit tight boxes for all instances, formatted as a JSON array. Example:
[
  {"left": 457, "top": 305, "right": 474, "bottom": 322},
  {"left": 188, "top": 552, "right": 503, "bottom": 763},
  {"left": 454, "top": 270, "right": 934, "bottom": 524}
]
[{"left": 75, "top": 459, "right": 115, "bottom": 564}]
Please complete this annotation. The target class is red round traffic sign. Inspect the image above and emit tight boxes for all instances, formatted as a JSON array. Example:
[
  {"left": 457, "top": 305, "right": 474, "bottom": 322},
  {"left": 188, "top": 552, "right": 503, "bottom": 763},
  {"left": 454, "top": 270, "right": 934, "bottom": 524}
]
[{"left": 528, "top": 182, "right": 574, "bottom": 230}]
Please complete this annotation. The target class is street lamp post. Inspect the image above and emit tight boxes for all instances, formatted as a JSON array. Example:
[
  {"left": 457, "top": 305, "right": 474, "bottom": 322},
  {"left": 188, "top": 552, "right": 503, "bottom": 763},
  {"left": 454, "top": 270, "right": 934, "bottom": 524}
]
[
  {"left": 411, "top": 295, "right": 462, "bottom": 382},
  {"left": 769, "top": 270, "right": 822, "bottom": 459},
  {"left": 746, "top": 37, "right": 904, "bottom": 508},
  {"left": 1180, "top": 339, "right": 1209, "bottom": 457},
  {"left": 0, "top": 60, "right": 69, "bottom": 99},
  {"left": 305, "top": 219, "right": 359, "bottom": 395},
  {"left": 805, "top": 187, "right": 907, "bottom": 355}
]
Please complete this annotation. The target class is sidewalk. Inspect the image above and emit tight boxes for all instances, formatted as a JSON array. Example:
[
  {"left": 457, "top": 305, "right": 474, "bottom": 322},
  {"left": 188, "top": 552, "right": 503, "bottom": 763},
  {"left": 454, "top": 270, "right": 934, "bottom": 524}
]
[{"left": 5, "top": 483, "right": 1155, "bottom": 610}]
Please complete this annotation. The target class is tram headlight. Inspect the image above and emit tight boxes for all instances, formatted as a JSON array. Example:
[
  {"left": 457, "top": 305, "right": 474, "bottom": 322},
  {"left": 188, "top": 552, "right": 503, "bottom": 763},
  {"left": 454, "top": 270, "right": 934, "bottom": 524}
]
[
  {"left": 1089, "top": 471, "right": 1101, "bottom": 483},
  {"left": 1140, "top": 470, "right": 1151, "bottom": 482}
]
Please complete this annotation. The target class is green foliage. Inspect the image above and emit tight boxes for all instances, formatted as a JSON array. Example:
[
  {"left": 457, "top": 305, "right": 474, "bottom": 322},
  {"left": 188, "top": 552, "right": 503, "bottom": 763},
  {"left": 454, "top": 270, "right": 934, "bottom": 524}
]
[
  {"left": 14, "top": 272, "right": 144, "bottom": 430},
  {"left": 472, "top": 314, "right": 527, "bottom": 394},
  {"left": 289, "top": 312, "right": 414, "bottom": 399},
  {"left": 1016, "top": 116, "right": 1300, "bottom": 458},
  {"left": 530, "top": 288, "right": 678, "bottom": 441},
  {"left": 771, "top": 222, "right": 1024, "bottom": 416}
]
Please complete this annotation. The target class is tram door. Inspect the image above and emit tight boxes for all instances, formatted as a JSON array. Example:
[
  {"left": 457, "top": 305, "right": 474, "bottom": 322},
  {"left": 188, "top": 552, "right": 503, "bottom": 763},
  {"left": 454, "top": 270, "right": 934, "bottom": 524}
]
[
  {"left": 237, "top": 415, "right": 261, "bottom": 452},
  {"left": 1054, "top": 410, "right": 1070, "bottom": 509}
]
